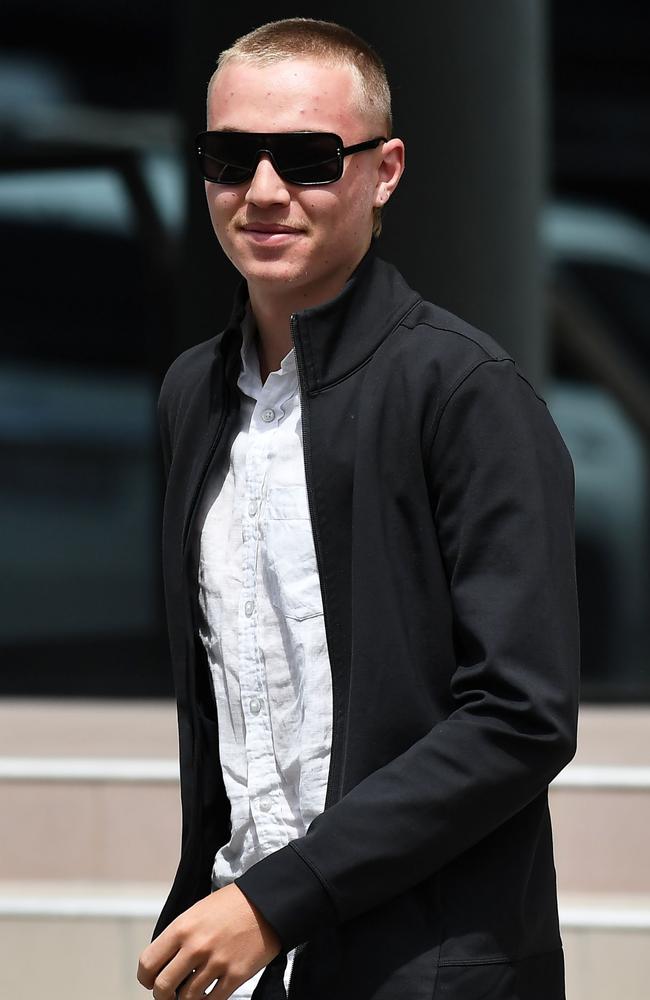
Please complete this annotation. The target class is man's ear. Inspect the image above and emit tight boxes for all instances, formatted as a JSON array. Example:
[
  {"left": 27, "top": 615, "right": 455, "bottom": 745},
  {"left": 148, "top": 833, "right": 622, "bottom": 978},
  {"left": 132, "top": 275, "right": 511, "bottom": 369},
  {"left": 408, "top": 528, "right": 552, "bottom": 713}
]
[{"left": 374, "top": 138, "right": 405, "bottom": 208}]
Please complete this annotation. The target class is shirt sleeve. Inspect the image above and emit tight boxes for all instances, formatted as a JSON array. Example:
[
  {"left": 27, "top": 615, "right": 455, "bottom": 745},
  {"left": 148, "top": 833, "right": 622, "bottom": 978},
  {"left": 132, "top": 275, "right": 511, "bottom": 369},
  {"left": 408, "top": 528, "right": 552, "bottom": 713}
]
[{"left": 234, "top": 356, "right": 580, "bottom": 953}]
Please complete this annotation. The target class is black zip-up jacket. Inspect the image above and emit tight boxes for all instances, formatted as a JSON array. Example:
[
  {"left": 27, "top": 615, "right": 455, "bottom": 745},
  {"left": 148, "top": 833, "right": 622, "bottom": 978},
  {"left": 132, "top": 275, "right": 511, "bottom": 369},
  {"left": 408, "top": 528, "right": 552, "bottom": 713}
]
[{"left": 154, "top": 244, "right": 580, "bottom": 1000}]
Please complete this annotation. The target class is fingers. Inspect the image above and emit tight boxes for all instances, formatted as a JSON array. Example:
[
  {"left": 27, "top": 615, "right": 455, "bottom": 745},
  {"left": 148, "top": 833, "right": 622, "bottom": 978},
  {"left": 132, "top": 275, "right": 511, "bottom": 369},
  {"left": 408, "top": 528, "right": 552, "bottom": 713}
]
[
  {"left": 138, "top": 887, "right": 271, "bottom": 999},
  {"left": 194, "top": 974, "right": 239, "bottom": 1000},
  {"left": 149, "top": 953, "right": 197, "bottom": 1000},
  {"left": 178, "top": 969, "right": 238, "bottom": 1000},
  {"left": 173, "top": 966, "right": 203, "bottom": 1000},
  {"left": 138, "top": 929, "right": 181, "bottom": 989}
]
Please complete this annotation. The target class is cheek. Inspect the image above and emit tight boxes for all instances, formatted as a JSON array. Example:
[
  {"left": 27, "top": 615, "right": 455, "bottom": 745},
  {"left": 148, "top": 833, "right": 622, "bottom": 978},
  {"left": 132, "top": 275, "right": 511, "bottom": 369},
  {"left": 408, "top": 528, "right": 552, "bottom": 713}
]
[
  {"left": 298, "top": 189, "right": 359, "bottom": 233},
  {"left": 206, "top": 190, "right": 239, "bottom": 228},
  {"left": 329, "top": 190, "right": 373, "bottom": 238}
]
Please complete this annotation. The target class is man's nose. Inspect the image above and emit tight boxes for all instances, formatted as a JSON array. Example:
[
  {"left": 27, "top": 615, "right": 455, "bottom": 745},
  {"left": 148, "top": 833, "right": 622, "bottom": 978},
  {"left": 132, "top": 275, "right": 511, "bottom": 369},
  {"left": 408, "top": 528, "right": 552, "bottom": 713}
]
[{"left": 244, "top": 154, "right": 291, "bottom": 207}]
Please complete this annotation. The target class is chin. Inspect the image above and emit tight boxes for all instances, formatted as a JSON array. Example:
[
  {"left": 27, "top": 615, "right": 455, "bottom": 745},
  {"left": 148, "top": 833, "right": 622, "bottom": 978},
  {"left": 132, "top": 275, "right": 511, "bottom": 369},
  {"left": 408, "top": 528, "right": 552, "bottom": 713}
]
[{"left": 239, "top": 256, "right": 311, "bottom": 287}]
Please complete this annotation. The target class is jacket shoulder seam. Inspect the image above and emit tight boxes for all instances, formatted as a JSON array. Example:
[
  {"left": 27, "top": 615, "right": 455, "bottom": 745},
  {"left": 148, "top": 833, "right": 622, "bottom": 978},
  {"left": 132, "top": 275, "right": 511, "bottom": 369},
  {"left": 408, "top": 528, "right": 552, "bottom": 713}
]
[
  {"left": 426, "top": 358, "right": 548, "bottom": 459},
  {"left": 403, "top": 318, "right": 508, "bottom": 361},
  {"left": 407, "top": 319, "right": 548, "bottom": 407},
  {"left": 513, "top": 367, "right": 547, "bottom": 405},
  {"left": 427, "top": 357, "right": 514, "bottom": 451}
]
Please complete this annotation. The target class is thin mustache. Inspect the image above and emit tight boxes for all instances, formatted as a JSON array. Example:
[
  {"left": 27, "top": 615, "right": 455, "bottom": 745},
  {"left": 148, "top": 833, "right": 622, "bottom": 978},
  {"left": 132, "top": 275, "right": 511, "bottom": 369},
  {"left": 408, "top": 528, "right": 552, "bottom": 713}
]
[{"left": 236, "top": 219, "right": 308, "bottom": 232}]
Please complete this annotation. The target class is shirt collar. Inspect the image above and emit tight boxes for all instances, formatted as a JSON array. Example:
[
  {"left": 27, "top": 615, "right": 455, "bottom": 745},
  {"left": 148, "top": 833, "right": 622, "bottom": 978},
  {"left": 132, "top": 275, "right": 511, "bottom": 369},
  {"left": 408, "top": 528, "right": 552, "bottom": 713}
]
[{"left": 237, "top": 303, "right": 298, "bottom": 403}]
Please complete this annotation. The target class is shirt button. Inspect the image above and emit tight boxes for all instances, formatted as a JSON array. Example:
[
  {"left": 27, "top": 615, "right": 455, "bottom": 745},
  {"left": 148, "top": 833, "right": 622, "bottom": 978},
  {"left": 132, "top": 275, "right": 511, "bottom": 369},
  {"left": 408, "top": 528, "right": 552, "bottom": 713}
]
[
  {"left": 248, "top": 500, "right": 257, "bottom": 517},
  {"left": 244, "top": 600, "right": 254, "bottom": 617},
  {"left": 261, "top": 408, "right": 275, "bottom": 423},
  {"left": 249, "top": 697, "right": 262, "bottom": 715},
  {"left": 259, "top": 796, "right": 272, "bottom": 812}
]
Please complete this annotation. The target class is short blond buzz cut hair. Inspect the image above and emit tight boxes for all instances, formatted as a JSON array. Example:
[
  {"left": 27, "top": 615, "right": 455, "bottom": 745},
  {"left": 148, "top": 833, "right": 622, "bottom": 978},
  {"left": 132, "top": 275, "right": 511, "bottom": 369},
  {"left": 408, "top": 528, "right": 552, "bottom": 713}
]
[{"left": 206, "top": 18, "right": 393, "bottom": 237}]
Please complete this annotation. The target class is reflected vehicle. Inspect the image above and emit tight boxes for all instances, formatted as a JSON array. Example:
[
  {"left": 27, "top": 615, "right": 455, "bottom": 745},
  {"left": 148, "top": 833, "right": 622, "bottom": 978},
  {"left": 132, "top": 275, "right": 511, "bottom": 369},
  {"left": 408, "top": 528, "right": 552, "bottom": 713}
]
[
  {"left": 543, "top": 202, "right": 650, "bottom": 695},
  {"left": 0, "top": 152, "right": 183, "bottom": 694}
]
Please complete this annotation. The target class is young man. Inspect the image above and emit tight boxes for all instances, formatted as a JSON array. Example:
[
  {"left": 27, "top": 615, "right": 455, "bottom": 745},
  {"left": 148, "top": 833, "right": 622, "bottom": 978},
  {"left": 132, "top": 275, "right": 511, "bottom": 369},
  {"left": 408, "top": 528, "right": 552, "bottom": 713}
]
[{"left": 138, "top": 18, "right": 579, "bottom": 1000}]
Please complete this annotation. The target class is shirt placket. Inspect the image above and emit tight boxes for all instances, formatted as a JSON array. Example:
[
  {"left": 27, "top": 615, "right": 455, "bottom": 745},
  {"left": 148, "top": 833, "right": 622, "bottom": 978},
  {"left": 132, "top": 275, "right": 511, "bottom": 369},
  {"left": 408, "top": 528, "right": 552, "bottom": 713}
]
[{"left": 238, "top": 382, "right": 289, "bottom": 851}]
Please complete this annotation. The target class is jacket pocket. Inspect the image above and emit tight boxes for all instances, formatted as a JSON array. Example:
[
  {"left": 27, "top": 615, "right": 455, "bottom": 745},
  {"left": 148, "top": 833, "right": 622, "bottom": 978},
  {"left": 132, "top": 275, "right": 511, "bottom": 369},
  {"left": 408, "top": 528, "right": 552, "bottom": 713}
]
[
  {"left": 434, "top": 947, "right": 565, "bottom": 1000},
  {"left": 264, "top": 484, "right": 324, "bottom": 621},
  {"left": 291, "top": 881, "right": 441, "bottom": 1000}
]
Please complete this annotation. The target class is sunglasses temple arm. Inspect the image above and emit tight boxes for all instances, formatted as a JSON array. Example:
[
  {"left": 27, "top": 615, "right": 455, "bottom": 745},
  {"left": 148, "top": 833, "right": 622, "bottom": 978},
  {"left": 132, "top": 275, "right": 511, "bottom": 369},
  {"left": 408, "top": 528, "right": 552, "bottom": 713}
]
[{"left": 340, "top": 138, "right": 387, "bottom": 155}]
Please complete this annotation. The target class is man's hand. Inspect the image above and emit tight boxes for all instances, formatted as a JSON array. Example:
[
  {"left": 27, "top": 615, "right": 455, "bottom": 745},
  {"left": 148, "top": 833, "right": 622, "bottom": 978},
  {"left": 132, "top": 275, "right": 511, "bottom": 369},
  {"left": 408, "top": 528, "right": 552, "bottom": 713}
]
[{"left": 137, "top": 882, "right": 282, "bottom": 1000}]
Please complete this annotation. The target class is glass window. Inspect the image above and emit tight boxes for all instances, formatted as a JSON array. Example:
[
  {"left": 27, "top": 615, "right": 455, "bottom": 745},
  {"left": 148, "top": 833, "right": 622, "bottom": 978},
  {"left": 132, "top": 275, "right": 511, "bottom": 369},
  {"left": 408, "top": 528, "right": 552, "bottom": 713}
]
[
  {"left": 545, "top": 1, "right": 650, "bottom": 700},
  {"left": 0, "top": 6, "right": 181, "bottom": 694}
]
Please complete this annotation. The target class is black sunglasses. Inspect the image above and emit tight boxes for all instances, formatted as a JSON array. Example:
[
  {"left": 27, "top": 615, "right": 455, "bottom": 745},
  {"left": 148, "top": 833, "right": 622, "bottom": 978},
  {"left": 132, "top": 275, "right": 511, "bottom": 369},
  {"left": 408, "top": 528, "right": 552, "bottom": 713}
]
[{"left": 195, "top": 131, "right": 387, "bottom": 186}]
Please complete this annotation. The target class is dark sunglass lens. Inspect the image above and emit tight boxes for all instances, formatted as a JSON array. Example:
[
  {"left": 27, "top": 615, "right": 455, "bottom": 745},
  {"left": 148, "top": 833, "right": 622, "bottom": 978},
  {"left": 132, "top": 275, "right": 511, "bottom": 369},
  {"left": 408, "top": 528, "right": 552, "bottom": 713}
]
[
  {"left": 199, "top": 133, "right": 259, "bottom": 183},
  {"left": 197, "top": 132, "right": 344, "bottom": 185},
  {"left": 201, "top": 156, "right": 252, "bottom": 184},
  {"left": 273, "top": 134, "right": 341, "bottom": 184}
]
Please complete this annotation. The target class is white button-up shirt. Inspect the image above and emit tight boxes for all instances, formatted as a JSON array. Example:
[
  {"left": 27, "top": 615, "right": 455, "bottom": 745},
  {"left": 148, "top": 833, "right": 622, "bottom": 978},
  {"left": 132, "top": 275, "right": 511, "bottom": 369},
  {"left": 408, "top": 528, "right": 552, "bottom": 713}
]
[{"left": 198, "top": 307, "right": 333, "bottom": 998}]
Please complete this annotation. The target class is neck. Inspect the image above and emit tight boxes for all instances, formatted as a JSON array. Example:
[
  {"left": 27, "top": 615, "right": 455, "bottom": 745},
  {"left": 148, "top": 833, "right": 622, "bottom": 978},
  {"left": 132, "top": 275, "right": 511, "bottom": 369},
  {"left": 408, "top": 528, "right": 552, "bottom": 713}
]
[{"left": 246, "top": 291, "right": 293, "bottom": 383}]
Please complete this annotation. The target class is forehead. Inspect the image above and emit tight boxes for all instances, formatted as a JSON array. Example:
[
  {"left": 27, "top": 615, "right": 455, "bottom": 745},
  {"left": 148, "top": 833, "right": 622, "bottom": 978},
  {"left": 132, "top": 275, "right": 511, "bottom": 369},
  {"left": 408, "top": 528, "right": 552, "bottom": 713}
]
[{"left": 207, "top": 57, "right": 366, "bottom": 136}]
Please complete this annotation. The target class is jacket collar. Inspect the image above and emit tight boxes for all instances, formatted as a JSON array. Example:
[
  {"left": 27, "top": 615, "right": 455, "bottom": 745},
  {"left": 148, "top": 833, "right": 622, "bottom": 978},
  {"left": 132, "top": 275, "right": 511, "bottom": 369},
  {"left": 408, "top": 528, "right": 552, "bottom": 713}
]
[{"left": 219, "top": 240, "right": 422, "bottom": 394}]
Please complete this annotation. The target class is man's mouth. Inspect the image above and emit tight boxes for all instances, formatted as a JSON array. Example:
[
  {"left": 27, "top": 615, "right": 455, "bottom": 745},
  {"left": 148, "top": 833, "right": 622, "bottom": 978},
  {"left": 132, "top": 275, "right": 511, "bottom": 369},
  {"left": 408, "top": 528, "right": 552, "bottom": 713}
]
[
  {"left": 240, "top": 223, "right": 303, "bottom": 234},
  {"left": 239, "top": 222, "right": 305, "bottom": 245}
]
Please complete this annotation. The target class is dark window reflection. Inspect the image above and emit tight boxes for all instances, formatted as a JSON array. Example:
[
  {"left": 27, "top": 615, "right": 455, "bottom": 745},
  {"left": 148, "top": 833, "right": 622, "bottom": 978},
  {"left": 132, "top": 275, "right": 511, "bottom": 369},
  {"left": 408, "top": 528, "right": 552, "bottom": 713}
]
[
  {"left": 0, "top": 161, "right": 180, "bottom": 695},
  {"left": 1, "top": 2, "right": 649, "bottom": 701},
  {"left": 545, "top": 203, "right": 650, "bottom": 699}
]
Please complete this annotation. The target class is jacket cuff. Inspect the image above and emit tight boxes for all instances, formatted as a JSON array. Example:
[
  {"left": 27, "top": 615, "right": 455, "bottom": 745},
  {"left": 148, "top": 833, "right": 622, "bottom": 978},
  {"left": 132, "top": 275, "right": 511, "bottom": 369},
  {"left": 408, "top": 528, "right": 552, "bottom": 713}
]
[{"left": 234, "top": 842, "right": 337, "bottom": 951}]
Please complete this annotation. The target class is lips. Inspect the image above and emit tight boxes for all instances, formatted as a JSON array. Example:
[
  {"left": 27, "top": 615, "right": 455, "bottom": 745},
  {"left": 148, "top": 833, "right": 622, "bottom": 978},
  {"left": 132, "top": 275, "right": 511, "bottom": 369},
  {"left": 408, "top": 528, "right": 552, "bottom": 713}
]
[
  {"left": 238, "top": 221, "right": 306, "bottom": 247},
  {"left": 240, "top": 223, "right": 303, "bottom": 234}
]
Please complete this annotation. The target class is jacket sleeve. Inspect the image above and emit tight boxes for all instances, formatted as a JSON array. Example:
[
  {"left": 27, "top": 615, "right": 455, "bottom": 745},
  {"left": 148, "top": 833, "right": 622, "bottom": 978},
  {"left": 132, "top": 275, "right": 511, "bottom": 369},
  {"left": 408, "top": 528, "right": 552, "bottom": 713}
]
[
  {"left": 234, "top": 356, "right": 580, "bottom": 952},
  {"left": 157, "top": 366, "right": 175, "bottom": 483},
  {"left": 156, "top": 339, "right": 206, "bottom": 483}
]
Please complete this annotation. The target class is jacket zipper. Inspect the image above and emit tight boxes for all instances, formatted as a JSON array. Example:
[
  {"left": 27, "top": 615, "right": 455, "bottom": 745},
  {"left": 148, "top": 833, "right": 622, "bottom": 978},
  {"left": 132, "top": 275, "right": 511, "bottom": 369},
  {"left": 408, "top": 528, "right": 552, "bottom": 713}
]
[
  {"left": 287, "top": 315, "right": 308, "bottom": 1000},
  {"left": 290, "top": 313, "right": 343, "bottom": 812},
  {"left": 286, "top": 316, "right": 342, "bottom": 999},
  {"left": 286, "top": 315, "right": 311, "bottom": 1000}
]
